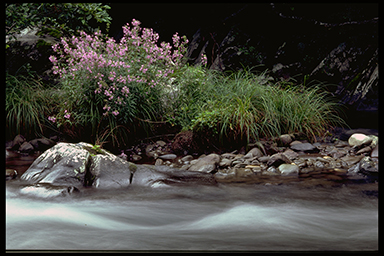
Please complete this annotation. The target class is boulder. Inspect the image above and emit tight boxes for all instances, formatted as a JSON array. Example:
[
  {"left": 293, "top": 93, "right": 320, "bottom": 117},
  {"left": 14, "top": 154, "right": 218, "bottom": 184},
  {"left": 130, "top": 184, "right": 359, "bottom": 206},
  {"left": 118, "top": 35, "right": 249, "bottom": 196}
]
[
  {"left": 187, "top": 153, "right": 220, "bottom": 173},
  {"left": 20, "top": 142, "right": 136, "bottom": 189},
  {"left": 348, "top": 133, "right": 373, "bottom": 147},
  {"left": 290, "top": 142, "right": 319, "bottom": 153}
]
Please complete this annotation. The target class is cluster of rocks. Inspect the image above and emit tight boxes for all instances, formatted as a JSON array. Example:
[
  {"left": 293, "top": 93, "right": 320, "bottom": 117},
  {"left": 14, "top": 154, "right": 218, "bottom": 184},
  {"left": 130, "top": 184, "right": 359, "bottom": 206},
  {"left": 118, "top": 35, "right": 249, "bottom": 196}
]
[
  {"left": 141, "top": 132, "right": 378, "bottom": 184},
  {"left": 6, "top": 134, "right": 57, "bottom": 154},
  {"left": 6, "top": 130, "right": 379, "bottom": 198}
]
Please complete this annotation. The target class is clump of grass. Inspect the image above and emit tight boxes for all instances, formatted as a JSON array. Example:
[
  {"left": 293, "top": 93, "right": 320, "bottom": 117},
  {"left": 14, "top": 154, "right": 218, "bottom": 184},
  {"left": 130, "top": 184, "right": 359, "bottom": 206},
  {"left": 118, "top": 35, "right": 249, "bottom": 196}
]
[
  {"left": 6, "top": 72, "right": 51, "bottom": 139},
  {"left": 174, "top": 67, "right": 346, "bottom": 147}
]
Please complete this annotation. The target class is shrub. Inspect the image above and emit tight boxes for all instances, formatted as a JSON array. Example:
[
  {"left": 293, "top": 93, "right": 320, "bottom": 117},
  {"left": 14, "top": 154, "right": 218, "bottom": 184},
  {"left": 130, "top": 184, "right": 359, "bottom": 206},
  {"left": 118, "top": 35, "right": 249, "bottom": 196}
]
[{"left": 48, "top": 19, "right": 188, "bottom": 146}]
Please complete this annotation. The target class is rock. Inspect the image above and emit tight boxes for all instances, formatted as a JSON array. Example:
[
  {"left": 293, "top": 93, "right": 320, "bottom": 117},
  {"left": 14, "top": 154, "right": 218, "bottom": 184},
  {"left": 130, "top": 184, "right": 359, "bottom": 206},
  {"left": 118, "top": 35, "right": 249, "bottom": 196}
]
[
  {"left": 356, "top": 146, "right": 373, "bottom": 155},
  {"left": 132, "top": 165, "right": 217, "bottom": 187},
  {"left": 340, "top": 155, "right": 365, "bottom": 167},
  {"left": 131, "top": 154, "right": 142, "bottom": 162},
  {"left": 155, "top": 158, "right": 163, "bottom": 166},
  {"left": 159, "top": 154, "right": 177, "bottom": 160},
  {"left": 290, "top": 142, "right": 319, "bottom": 153},
  {"left": 244, "top": 147, "right": 263, "bottom": 159},
  {"left": 6, "top": 169, "right": 17, "bottom": 181},
  {"left": 19, "top": 184, "right": 79, "bottom": 198},
  {"left": 267, "top": 153, "right": 292, "bottom": 167},
  {"left": 156, "top": 140, "right": 167, "bottom": 147},
  {"left": 348, "top": 133, "right": 372, "bottom": 147},
  {"left": 371, "top": 144, "right": 378, "bottom": 158},
  {"left": 187, "top": 153, "right": 220, "bottom": 173},
  {"left": 29, "top": 138, "right": 56, "bottom": 151},
  {"left": 20, "top": 142, "right": 136, "bottom": 189},
  {"left": 219, "top": 158, "right": 233, "bottom": 168},
  {"left": 181, "top": 155, "right": 194, "bottom": 162},
  {"left": 18, "top": 142, "right": 34, "bottom": 153},
  {"left": 258, "top": 156, "right": 270, "bottom": 163},
  {"left": 282, "top": 149, "right": 299, "bottom": 160},
  {"left": 279, "top": 134, "right": 293, "bottom": 146},
  {"left": 358, "top": 156, "right": 378, "bottom": 175},
  {"left": 289, "top": 140, "right": 302, "bottom": 146},
  {"left": 278, "top": 163, "right": 299, "bottom": 175},
  {"left": 263, "top": 166, "right": 280, "bottom": 175},
  {"left": 11, "top": 134, "right": 26, "bottom": 150}
]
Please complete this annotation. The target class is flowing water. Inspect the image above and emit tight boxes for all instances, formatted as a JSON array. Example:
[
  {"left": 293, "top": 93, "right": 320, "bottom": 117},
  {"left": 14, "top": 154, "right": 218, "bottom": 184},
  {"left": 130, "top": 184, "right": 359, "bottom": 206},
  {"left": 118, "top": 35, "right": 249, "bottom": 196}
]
[
  {"left": 6, "top": 150, "right": 378, "bottom": 251},
  {"left": 6, "top": 180, "right": 378, "bottom": 251}
]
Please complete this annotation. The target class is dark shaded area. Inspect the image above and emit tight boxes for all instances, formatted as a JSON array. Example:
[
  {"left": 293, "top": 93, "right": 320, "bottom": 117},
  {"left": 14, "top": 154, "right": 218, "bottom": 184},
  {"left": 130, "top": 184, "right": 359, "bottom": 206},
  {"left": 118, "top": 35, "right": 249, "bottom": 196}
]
[{"left": 108, "top": 3, "right": 378, "bottom": 129}]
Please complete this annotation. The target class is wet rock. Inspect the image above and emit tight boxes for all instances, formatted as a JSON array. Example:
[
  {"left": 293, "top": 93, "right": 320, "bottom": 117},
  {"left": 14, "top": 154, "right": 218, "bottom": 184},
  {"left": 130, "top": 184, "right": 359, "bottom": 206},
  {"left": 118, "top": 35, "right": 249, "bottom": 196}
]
[
  {"left": 20, "top": 142, "right": 136, "bottom": 189},
  {"left": 267, "top": 153, "right": 292, "bottom": 167},
  {"left": 19, "top": 184, "right": 80, "bottom": 198},
  {"left": 278, "top": 164, "right": 299, "bottom": 175},
  {"left": 18, "top": 142, "right": 34, "bottom": 153},
  {"left": 348, "top": 133, "right": 372, "bottom": 147},
  {"left": 132, "top": 165, "right": 217, "bottom": 187},
  {"left": 187, "top": 153, "right": 220, "bottom": 173},
  {"left": 358, "top": 156, "right": 378, "bottom": 175},
  {"left": 6, "top": 169, "right": 17, "bottom": 180},
  {"left": 290, "top": 142, "right": 319, "bottom": 153}
]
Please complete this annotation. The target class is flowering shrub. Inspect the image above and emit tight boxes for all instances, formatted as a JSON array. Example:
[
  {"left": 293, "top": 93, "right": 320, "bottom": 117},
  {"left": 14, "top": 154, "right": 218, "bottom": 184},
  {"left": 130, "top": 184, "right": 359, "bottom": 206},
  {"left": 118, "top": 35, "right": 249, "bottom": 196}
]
[{"left": 49, "top": 19, "right": 188, "bottom": 140}]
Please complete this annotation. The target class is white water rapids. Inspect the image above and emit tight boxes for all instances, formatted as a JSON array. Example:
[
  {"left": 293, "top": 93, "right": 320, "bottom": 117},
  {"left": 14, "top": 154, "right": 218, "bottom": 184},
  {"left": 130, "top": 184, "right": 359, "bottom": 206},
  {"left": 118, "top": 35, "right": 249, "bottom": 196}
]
[{"left": 6, "top": 182, "right": 378, "bottom": 251}]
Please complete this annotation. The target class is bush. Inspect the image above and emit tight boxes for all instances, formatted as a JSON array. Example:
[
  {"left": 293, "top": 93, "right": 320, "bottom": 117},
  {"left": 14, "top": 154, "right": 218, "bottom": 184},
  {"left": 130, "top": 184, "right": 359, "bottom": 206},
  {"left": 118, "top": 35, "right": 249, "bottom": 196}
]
[{"left": 48, "top": 19, "right": 188, "bottom": 146}]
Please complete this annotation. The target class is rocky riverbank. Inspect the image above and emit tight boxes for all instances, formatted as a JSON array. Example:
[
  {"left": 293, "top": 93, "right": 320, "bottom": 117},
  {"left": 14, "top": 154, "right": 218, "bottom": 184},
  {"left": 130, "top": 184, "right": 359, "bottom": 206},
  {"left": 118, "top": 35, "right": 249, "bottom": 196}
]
[{"left": 6, "top": 127, "right": 378, "bottom": 198}]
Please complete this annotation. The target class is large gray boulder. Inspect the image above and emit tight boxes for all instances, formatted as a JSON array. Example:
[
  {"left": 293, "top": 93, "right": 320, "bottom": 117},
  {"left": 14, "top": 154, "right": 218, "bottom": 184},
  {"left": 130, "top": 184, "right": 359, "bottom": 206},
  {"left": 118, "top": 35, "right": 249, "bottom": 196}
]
[{"left": 20, "top": 142, "right": 136, "bottom": 189}]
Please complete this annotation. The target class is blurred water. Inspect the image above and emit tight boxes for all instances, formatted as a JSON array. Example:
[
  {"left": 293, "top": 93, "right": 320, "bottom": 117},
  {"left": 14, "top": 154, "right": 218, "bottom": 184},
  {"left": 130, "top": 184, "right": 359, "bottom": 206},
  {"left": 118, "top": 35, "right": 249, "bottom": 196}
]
[{"left": 6, "top": 182, "right": 378, "bottom": 251}]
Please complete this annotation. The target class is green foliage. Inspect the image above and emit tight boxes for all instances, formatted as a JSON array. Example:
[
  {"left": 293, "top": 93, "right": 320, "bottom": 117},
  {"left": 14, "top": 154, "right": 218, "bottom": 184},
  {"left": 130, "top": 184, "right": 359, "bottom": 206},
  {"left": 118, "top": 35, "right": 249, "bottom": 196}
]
[
  {"left": 171, "top": 66, "right": 346, "bottom": 146},
  {"left": 6, "top": 3, "right": 112, "bottom": 47},
  {"left": 5, "top": 70, "right": 57, "bottom": 139}
]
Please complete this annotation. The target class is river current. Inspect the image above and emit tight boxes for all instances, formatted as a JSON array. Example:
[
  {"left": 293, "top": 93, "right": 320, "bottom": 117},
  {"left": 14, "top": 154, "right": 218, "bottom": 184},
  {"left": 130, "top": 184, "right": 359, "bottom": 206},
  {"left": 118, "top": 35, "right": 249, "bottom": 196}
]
[{"left": 6, "top": 179, "right": 378, "bottom": 251}]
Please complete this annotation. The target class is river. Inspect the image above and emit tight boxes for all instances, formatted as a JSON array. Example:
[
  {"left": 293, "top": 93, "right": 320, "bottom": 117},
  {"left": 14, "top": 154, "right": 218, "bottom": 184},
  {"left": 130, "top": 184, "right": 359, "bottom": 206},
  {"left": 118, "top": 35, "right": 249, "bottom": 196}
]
[{"left": 6, "top": 179, "right": 378, "bottom": 251}]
